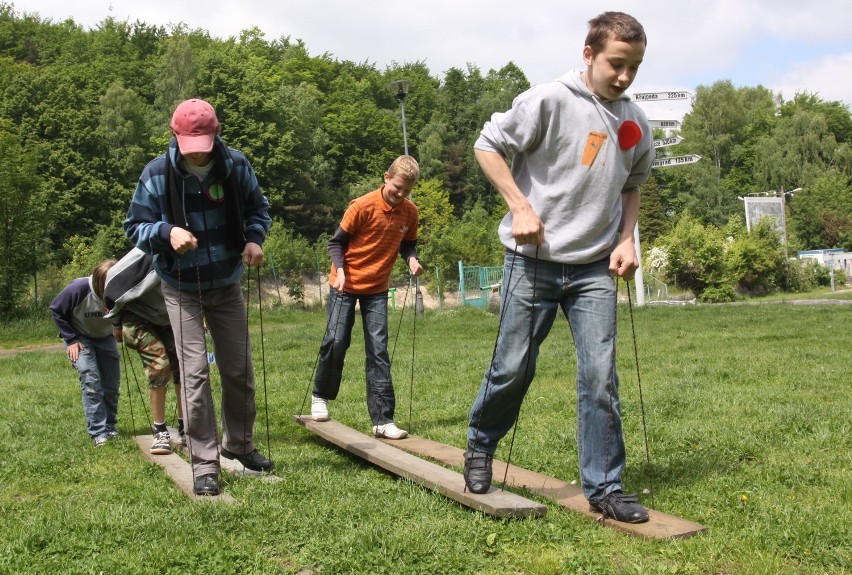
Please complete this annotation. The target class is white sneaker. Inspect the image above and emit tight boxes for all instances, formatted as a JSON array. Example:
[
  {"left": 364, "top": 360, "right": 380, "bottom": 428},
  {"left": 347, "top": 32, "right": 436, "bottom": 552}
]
[
  {"left": 372, "top": 422, "right": 408, "bottom": 440},
  {"left": 311, "top": 396, "right": 330, "bottom": 422}
]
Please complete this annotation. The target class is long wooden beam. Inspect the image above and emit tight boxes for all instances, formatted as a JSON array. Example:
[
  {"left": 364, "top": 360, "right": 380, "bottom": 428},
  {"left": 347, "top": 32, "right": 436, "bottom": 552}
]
[
  {"left": 380, "top": 435, "right": 706, "bottom": 539},
  {"left": 134, "top": 435, "right": 236, "bottom": 503},
  {"left": 294, "top": 416, "right": 546, "bottom": 519}
]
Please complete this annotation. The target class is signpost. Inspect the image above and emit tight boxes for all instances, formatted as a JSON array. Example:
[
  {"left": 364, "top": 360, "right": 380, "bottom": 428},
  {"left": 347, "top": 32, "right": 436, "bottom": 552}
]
[
  {"left": 633, "top": 90, "right": 695, "bottom": 306},
  {"left": 630, "top": 91, "right": 691, "bottom": 101},
  {"left": 652, "top": 154, "right": 701, "bottom": 168},
  {"left": 653, "top": 135, "right": 683, "bottom": 148},
  {"left": 648, "top": 119, "right": 681, "bottom": 129}
]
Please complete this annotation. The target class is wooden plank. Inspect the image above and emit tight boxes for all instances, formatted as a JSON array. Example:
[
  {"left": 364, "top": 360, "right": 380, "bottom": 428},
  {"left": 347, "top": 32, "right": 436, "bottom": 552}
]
[
  {"left": 294, "top": 416, "right": 546, "bottom": 519},
  {"left": 166, "top": 427, "right": 282, "bottom": 483},
  {"left": 381, "top": 435, "right": 706, "bottom": 539},
  {"left": 134, "top": 435, "right": 236, "bottom": 503}
]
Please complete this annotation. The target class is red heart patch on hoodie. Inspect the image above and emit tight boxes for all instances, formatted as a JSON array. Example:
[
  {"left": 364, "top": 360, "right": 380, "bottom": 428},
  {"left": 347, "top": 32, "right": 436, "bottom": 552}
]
[{"left": 618, "top": 121, "right": 642, "bottom": 150}]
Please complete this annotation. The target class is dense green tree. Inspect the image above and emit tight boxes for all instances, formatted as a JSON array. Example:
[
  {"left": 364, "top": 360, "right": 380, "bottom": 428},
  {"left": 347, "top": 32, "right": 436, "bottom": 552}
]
[
  {"left": 0, "top": 122, "right": 50, "bottom": 314},
  {"left": 638, "top": 174, "right": 669, "bottom": 247},
  {"left": 789, "top": 172, "right": 852, "bottom": 249}
]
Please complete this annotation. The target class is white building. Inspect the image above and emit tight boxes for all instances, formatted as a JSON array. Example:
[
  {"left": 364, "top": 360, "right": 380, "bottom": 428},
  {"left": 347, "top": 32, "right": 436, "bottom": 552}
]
[{"left": 797, "top": 248, "right": 852, "bottom": 279}]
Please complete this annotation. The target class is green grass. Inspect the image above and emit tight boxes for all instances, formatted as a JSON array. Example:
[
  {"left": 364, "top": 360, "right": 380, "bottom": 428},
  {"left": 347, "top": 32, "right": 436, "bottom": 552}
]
[{"left": 1, "top": 300, "right": 850, "bottom": 574}]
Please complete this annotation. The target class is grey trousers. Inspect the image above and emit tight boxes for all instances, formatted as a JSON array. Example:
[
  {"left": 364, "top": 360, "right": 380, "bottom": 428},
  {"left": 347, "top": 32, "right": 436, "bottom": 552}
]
[{"left": 162, "top": 281, "right": 257, "bottom": 476}]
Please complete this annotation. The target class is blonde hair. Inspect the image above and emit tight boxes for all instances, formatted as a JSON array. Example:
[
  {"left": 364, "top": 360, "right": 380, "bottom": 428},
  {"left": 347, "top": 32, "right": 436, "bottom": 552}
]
[
  {"left": 387, "top": 155, "right": 420, "bottom": 181},
  {"left": 91, "top": 259, "right": 117, "bottom": 300}
]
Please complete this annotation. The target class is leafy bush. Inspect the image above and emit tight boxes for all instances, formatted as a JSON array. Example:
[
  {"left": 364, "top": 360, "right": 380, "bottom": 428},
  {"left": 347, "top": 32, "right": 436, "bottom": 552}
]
[
  {"left": 725, "top": 218, "right": 784, "bottom": 293},
  {"left": 698, "top": 284, "right": 736, "bottom": 303},
  {"left": 655, "top": 213, "right": 727, "bottom": 298}
]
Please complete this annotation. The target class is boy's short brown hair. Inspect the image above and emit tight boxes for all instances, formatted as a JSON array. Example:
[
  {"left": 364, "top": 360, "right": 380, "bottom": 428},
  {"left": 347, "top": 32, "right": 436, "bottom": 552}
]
[
  {"left": 387, "top": 155, "right": 420, "bottom": 181},
  {"left": 92, "top": 259, "right": 117, "bottom": 300},
  {"left": 585, "top": 12, "right": 646, "bottom": 55}
]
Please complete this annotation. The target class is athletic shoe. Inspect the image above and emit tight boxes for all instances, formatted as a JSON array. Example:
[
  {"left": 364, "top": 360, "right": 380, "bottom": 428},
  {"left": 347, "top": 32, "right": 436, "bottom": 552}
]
[
  {"left": 93, "top": 435, "right": 109, "bottom": 447},
  {"left": 311, "top": 396, "right": 330, "bottom": 422},
  {"left": 194, "top": 473, "right": 221, "bottom": 496},
  {"left": 589, "top": 491, "right": 650, "bottom": 523},
  {"left": 150, "top": 430, "right": 172, "bottom": 455},
  {"left": 372, "top": 422, "right": 408, "bottom": 440},
  {"left": 107, "top": 428, "right": 119, "bottom": 438},
  {"left": 463, "top": 449, "right": 493, "bottom": 494},
  {"left": 220, "top": 448, "right": 274, "bottom": 472}
]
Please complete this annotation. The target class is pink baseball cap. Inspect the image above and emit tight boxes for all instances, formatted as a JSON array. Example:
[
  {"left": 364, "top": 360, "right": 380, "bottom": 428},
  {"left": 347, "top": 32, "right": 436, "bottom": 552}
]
[{"left": 170, "top": 99, "right": 219, "bottom": 154}]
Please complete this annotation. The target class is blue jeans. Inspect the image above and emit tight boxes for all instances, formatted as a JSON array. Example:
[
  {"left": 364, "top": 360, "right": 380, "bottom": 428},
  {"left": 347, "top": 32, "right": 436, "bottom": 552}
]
[
  {"left": 71, "top": 335, "right": 121, "bottom": 440},
  {"left": 467, "top": 251, "right": 624, "bottom": 501},
  {"left": 313, "top": 288, "right": 396, "bottom": 425}
]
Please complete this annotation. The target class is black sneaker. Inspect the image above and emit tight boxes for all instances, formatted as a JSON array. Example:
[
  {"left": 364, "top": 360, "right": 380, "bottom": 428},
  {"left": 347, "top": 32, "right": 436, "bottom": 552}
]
[
  {"left": 463, "top": 449, "right": 493, "bottom": 494},
  {"left": 193, "top": 473, "right": 221, "bottom": 496},
  {"left": 590, "top": 491, "right": 649, "bottom": 523},
  {"left": 220, "top": 447, "right": 274, "bottom": 472}
]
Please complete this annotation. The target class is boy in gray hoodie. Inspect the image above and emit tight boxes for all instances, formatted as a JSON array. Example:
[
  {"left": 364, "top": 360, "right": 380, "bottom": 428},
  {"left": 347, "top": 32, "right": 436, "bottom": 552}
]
[{"left": 463, "top": 11, "right": 654, "bottom": 524}]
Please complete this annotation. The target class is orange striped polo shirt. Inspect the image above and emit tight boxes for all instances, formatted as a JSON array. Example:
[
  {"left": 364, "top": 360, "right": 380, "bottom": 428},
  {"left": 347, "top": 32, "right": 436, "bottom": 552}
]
[{"left": 329, "top": 187, "right": 419, "bottom": 294}]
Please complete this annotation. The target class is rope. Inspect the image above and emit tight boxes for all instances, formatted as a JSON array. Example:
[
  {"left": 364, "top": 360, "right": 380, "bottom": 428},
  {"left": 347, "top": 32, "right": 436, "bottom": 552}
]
[
  {"left": 407, "top": 277, "right": 419, "bottom": 434},
  {"left": 119, "top": 341, "right": 148, "bottom": 434},
  {"left": 626, "top": 280, "right": 655, "bottom": 507},
  {"left": 467, "top": 246, "right": 521, "bottom": 492},
  {"left": 300, "top": 289, "right": 343, "bottom": 415},
  {"left": 255, "top": 266, "right": 272, "bottom": 461},
  {"left": 500, "top": 246, "right": 539, "bottom": 490}
]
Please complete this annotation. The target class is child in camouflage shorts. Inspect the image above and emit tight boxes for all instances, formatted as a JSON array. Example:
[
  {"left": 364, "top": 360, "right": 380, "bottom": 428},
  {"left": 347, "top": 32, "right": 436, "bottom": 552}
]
[{"left": 99, "top": 248, "right": 185, "bottom": 454}]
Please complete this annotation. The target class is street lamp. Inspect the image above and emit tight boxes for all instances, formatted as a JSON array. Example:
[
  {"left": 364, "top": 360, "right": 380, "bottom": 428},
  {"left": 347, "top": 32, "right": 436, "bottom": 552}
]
[{"left": 389, "top": 79, "right": 410, "bottom": 155}]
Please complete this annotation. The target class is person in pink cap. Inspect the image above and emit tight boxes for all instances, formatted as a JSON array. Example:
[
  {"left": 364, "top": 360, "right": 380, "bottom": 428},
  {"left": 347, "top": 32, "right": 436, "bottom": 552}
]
[{"left": 124, "top": 98, "right": 273, "bottom": 496}]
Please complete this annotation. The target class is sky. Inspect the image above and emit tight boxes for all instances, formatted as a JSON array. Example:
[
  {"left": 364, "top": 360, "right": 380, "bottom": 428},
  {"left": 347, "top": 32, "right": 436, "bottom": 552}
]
[{"left": 10, "top": 0, "right": 852, "bottom": 120}]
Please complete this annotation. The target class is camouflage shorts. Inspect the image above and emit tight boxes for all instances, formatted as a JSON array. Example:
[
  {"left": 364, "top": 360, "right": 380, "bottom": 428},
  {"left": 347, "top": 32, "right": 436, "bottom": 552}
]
[{"left": 122, "top": 316, "right": 179, "bottom": 389}]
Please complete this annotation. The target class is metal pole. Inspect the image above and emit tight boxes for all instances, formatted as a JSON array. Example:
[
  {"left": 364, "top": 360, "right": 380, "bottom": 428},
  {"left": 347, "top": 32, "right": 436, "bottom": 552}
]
[
  {"left": 633, "top": 223, "right": 645, "bottom": 306},
  {"left": 400, "top": 98, "right": 409, "bottom": 156}
]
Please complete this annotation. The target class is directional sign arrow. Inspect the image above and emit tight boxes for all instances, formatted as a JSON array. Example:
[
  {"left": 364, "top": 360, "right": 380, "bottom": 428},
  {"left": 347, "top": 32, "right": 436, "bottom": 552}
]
[
  {"left": 653, "top": 136, "right": 684, "bottom": 148},
  {"left": 630, "top": 91, "right": 691, "bottom": 101},
  {"left": 652, "top": 154, "right": 701, "bottom": 168},
  {"left": 648, "top": 119, "right": 681, "bottom": 129}
]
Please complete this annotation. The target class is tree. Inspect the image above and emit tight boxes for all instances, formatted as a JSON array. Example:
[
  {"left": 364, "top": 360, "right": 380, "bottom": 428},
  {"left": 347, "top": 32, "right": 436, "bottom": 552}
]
[
  {"left": 638, "top": 174, "right": 669, "bottom": 247},
  {"left": 0, "top": 122, "right": 49, "bottom": 314},
  {"left": 789, "top": 172, "right": 852, "bottom": 249}
]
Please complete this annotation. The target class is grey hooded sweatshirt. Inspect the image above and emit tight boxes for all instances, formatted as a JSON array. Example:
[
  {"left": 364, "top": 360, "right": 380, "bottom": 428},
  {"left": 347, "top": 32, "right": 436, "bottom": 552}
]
[{"left": 475, "top": 69, "right": 654, "bottom": 264}]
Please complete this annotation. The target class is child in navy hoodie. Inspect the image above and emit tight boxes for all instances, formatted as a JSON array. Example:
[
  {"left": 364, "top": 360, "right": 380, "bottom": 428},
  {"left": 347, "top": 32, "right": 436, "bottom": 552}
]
[{"left": 50, "top": 260, "right": 120, "bottom": 446}]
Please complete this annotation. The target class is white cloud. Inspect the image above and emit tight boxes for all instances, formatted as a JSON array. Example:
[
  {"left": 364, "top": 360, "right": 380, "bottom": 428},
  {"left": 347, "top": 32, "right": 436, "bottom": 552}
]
[
  {"left": 776, "top": 53, "right": 852, "bottom": 104},
  {"left": 12, "top": 0, "right": 852, "bottom": 107}
]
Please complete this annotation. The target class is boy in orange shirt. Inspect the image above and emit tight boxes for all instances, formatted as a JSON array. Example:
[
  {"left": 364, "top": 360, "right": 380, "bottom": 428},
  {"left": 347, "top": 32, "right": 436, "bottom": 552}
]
[{"left": 311, "top": 155, "right": 423, "bottom": 439}]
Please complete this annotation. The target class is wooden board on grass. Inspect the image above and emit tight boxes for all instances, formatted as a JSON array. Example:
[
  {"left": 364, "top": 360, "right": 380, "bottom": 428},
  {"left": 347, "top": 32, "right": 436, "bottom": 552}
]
[
  {"left": 134, "top": 435, "right": 236, "bottom": 503},
  {"left": 166, "top": 427, "right": 282, "bottom": 483},
  {"left": 294, "top": 416, "right": 546, "bottom": 519},
  {"left": 380, "top": 435, "right": 706, "bottom": 539}
]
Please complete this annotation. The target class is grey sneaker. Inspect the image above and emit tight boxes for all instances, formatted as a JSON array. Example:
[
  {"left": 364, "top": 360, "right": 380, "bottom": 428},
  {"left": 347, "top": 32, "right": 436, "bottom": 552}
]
[
  {"left": 93, "top": 435, "right": 109, "bottom": 447},
  {"left": 151, "top": 430, "right": 172, "bottom": 455}
]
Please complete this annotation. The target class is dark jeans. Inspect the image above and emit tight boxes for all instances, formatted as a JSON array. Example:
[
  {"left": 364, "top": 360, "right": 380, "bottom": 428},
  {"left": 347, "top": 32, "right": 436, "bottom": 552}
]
[{"left": 313, "top": 288, "right": 396, "bottom": 425}]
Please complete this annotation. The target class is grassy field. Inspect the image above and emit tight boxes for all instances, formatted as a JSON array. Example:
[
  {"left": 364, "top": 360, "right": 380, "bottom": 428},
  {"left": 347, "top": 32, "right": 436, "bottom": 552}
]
[{"left": 1, "top": 292, "right": 850, "bottom": 574}]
